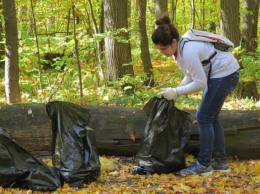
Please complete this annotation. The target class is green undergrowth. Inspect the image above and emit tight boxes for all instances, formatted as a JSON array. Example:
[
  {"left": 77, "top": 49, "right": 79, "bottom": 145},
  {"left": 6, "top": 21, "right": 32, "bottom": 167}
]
[{"left": 0, "top": 57, "right": 259, "bottom": 111}]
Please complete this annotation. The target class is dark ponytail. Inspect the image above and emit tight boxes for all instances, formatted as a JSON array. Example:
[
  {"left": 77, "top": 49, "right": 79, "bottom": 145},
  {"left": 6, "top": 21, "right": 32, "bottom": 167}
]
[{"left": 152, "top": 14, "right": 179, "bottom": 46}]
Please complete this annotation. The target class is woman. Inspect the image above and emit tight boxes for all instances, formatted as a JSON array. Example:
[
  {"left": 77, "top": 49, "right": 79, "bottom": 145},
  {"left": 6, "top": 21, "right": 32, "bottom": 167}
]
[{"left": 152, "top": 14, "right": 240, "bottom": 176}]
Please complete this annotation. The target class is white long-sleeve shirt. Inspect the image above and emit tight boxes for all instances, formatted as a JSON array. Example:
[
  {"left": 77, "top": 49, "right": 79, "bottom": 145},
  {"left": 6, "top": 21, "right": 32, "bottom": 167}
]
[{"left": 175, "top": 38, "right": 240, "bottom": 96}]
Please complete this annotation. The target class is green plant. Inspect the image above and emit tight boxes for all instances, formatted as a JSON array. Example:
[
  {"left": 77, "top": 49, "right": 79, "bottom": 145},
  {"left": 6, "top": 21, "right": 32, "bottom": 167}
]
[{"left": 239, "top": 47, "right": 260, "bottom": 85}]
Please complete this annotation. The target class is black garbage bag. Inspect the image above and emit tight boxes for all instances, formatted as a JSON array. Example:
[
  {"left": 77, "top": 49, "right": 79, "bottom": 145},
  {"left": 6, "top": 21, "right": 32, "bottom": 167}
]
[
  {"left": 131, "top": 97, "right": 192, "bottom": 175},
  {"left": 46, "top": 101, "right": 100, "bottom": 187},
  {"left": 0, "top": 128, "right": 62, "bottom": 191}
]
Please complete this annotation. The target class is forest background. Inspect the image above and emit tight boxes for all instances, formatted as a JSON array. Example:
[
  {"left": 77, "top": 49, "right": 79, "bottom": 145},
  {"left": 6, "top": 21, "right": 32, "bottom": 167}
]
[
  {"left": 0, "top": 0, "right": 259, "bottom": 111},
  {"left": 0, "top": 0, "right": 260, "bottom": 193}
]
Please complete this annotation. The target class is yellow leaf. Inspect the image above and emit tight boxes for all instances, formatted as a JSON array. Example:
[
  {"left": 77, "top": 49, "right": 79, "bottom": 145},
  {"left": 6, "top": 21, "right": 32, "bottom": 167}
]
[
  {"left": 42, "top": 158, "right": 53, "bottom": 167},
  {"left": 192, "top": 119, "right": 197, "bottom": 124},
  {"left": 253, "top": 163, "right": 260, "bottom": 174},
  {"left": 186, "top": 154, "right": 196, "bottom": 164},
  {"left": 194, "top": 187, "right": 207, "bottom": 193},
  {"left": 178, "top": 183, "right": 191, "bottom": 192},
  {"left": 100, "top": 156, "right": 119, "bottom": 172},
  {"left": 130, "top": 133, "right": 136, "bottom": 141},
  {"left": 75, "top": 188, "right": 89, "bottom": 194}
]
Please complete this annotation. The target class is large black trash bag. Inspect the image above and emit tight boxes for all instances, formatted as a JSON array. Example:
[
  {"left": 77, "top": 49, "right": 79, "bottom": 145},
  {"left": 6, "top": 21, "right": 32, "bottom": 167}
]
[
  {"left": 0, "top": 128, "right": 62, "bottom": 191},
  {"left": 46, "top": 101, "right": 101, "bottom": 187},
  {"left": 132, "top": 97, "right": 192, "bottom": 175}
]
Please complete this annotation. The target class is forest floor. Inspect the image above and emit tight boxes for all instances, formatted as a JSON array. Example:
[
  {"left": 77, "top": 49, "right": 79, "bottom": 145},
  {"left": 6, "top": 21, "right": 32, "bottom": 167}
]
[{"left": 1, "top": 155, "right": 259, "bottom": 194}]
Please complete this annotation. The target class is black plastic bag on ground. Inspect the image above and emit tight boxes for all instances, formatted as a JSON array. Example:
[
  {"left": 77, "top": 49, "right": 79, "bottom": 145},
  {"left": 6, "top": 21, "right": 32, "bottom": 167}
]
[
  {"left": 0, "top": 128, "right": 62, "bottom": 191},
  {"left": 46, "top": 101, "right": 100, "bottom": 187},
  {"left": 132, "top": 97, "right": 192, "bottom": 175}
]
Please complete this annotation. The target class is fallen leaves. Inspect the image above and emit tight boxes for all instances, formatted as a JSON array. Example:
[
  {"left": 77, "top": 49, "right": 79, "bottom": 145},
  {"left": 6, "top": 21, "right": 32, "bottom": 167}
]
[
  {"left": 0, "top": 155, "right": 259, "bottom": 193},
  {"left": 130, "top": 133, "right": 136, "bottom": 141},
  {"left": 99, "top": 156, "right": 119, "bottom": 172}
]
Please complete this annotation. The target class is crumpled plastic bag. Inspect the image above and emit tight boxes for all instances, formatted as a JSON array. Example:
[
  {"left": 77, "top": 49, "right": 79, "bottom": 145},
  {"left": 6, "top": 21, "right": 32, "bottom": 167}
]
[
  {"left": 0, "top": 128, "right": 62, "bottom": 191},
  {"left": 131, "top": 97, "right": 192, "bottom": 175},
  {"left": 46, "top": 101, "right": 100, "bottom": 187}
]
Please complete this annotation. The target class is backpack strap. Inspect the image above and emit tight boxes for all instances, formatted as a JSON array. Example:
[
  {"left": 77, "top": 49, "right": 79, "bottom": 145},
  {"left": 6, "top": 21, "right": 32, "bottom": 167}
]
[
  {"left": 201, "top": 51, "right": 217, "bottom": 95},
  {"left": 179, "top": 37, "right": 218, "bottom": 92},
  {"left": 201, "top": 51, "right": 217, "bottom": 66}
]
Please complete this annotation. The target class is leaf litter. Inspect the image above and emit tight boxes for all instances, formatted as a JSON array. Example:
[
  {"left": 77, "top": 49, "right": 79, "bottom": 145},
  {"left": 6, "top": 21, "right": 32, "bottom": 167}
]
[{"left": 1, "top": 155, "right": 259, "bottom": 194}]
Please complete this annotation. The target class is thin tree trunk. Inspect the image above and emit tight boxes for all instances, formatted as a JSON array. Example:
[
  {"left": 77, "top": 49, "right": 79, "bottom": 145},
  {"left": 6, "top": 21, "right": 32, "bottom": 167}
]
[
  {"left": 30, "top": 0, "right": 43, "bottom": 91},
  {"left": 87, "top": 0, "right": 104, "bottom": 83},
  {"left": 208, "top": 1, "right": 217, "bottom": 32},
  {"left": 0, "top": 3, "right": 5, "bottom": 68},
  {"left": 190, "top": 0, "right": 195, "bottom": 29},
  {"left": 2, "top": 0, "right": 21, "bottom": 103},
  {"left": 201, "top": 0, "right": 205, "bottom": 30},
  {"left": 72, "top": 3, "right": 83, "bottom": 97},
  {"left": 137, "top": 0, "right": 154, "bottom": 86},
  {"left": 251, "top": 0, "right": 259, "bottom": 50},
  {"left": 171, "top": 0, "right": 178, "bottom": 24}
]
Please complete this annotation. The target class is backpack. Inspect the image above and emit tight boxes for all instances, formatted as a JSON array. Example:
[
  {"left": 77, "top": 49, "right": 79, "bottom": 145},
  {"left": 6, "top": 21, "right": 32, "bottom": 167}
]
[
  {"left": 181, "top": 29, "right": 234, "bottom": 52},
  {"left": 180, "top": 29, "right": 235, "bottom": 89}
]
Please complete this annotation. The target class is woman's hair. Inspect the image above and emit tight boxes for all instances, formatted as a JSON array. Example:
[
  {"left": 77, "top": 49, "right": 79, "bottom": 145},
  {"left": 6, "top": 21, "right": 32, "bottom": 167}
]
[{"left": 151, "top": 14, "right": 179, "bottom": 46}]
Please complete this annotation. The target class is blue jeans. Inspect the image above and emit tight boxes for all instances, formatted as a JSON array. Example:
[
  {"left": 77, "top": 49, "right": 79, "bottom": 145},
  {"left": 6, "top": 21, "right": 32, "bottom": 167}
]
[{"left": 196, "top": 70, "right": 239, "bottom": 167}]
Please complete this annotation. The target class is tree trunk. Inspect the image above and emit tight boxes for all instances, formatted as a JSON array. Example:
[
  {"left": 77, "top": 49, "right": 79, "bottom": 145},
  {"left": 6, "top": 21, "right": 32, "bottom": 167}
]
[
  {"left": 2, "top": 0, "right": 21, "bottom": 103},
  {"left": 88, "top": 0, "right": 104, "bottom": 83},
  {"left": 103, "top": 0, "right": 134, "bottom": 81},
  {"left": 208, "top": 1, "right": 217, "bottom": 32},
  {"left": 190, "top": 0, "right": 195, "bottom": 29},
  {"left": 240, "top": 0, "right": 260, "bottom": 100},
  {"left": 251, "top": 0, "right": 259, "bottom": 50},
  {"left": 137, "top": 0, "right": 154, "bottom": 86},
  {"left": 0, "top": 4, "right": 5, "bottom": 68},
  {"left": 201, "top": 0, "right": 205, "bottom": 30},
  {"left": 170, "top": 0, "right": 177, "bottom": 24},
  {"left": 154, "top": 0, "right": 168, "bottom": 19},
  {"left": 0, "top": 103, "right": 259, "bottom": 160},
  {"left": 242, "top": 0, "right": 259, "bottom": 52},
  {"left": 220, "top": 0, "right": 240, "bottom": 47}
]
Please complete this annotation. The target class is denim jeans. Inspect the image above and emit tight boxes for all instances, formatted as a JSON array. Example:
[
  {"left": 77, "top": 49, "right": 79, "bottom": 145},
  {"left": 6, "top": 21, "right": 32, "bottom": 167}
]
[{"left": 196, "top": 70, "right": 239, "bottom": 167}]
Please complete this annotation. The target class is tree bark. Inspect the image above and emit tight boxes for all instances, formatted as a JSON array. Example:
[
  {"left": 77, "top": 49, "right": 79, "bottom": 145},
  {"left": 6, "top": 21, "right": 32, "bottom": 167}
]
[
  {"left": 242, "top": 0, "right": 259, "bottom": 52},
  {"left": 0, "top": 3, "right": 5, "bottom": 68},
  {"left": 170, "top": 0, "right": 178, "bottom": 24},
  {"left": 72, "top": 3, "right": 83, "bottom": 97},
  {"left": 154, "top": 0, "right": 168, "bottom": 19},
  {"left": 137, "top": 0, "right": 154, "bottom": 86},
  {"left": 0, "top": 103, "right": 259, "bottom": 160},
  {"left": 240, "top": 0, "right": 260, "bottom": 100},
  {"left": 88, "top": 0, "right": 104, "bottom": 82},
  {"left": 2, "top": 0, "right": 21, "bottom": 103},
  {"left": 190, "top": 0, "right": 195, "bottom": 29},
  {"left": 220, "top": 0, "right": 240, "bottom": 47},
  {"left": 103, "top": 0, "right": 134, "bottom": 81}
]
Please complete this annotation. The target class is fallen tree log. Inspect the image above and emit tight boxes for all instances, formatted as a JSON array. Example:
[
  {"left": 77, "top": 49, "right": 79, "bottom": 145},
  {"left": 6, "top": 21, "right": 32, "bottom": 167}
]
[{"left": 0, "top": 103, "right": 259, "bottom": 159}]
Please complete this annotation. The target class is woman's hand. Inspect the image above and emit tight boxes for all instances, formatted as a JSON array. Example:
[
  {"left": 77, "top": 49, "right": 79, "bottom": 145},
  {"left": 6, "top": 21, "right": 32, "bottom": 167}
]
[{"left": 158, "top": 88, "right": 179, "bottom": 100}]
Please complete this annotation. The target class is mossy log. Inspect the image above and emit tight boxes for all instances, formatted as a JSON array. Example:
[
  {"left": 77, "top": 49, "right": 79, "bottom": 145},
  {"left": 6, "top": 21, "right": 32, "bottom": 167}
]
[{"left": 0, "top": 103, "right": 259, "bottom": 159}]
